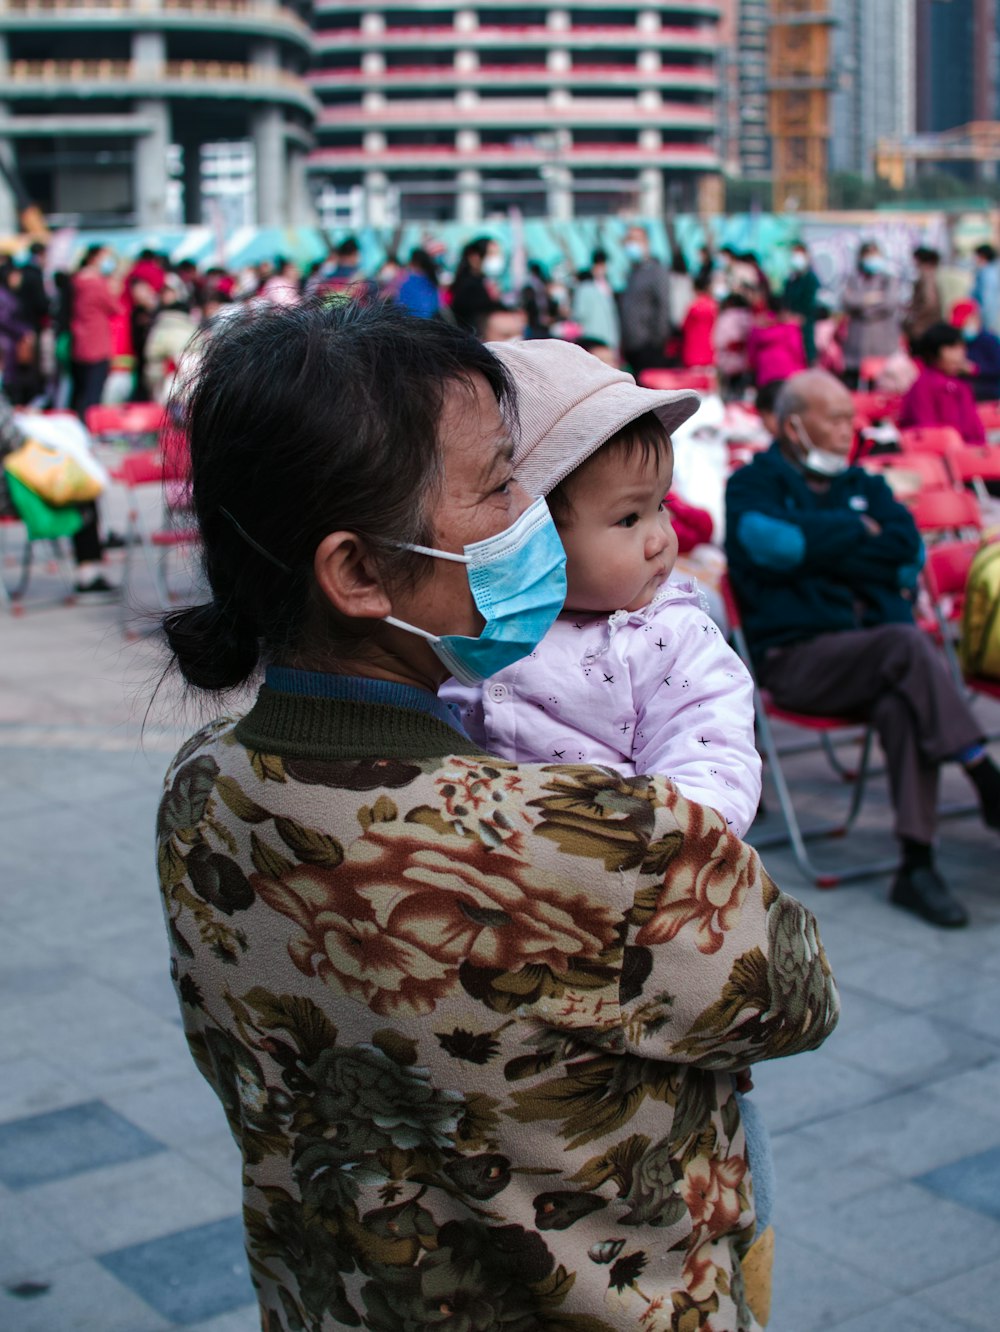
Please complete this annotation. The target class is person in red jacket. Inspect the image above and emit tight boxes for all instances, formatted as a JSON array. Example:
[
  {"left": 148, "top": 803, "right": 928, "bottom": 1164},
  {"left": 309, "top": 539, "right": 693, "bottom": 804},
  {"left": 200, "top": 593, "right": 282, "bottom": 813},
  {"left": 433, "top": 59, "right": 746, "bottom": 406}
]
[
  {"left": 665, "top": 491, "right": 713, "bottom": 551},
  {"left": 746, "top": 295, "right": 807, "bottom": 389},
  {"left": 899, "top": 321, "right": 985, "bottom": 443},
  {"left": 70, "top": 245, "right": 124, "bottom": 419},
  {"left": 680, "top": 274, "right": 717, "bottom": 368}
]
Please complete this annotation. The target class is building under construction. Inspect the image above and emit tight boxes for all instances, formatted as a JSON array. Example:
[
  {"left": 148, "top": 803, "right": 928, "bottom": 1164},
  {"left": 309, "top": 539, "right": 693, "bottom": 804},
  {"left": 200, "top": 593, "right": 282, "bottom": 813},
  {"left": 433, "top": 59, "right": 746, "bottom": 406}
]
[{"left": 767, "top": 0, "right": 836, "bottom": 211}]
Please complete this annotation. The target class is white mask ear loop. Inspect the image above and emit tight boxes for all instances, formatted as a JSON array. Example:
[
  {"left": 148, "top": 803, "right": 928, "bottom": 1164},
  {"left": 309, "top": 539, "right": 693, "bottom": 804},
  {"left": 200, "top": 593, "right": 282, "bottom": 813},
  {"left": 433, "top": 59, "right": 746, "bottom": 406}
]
[{"left": 382, "top": 539, "right": 472, "bottom": 640}]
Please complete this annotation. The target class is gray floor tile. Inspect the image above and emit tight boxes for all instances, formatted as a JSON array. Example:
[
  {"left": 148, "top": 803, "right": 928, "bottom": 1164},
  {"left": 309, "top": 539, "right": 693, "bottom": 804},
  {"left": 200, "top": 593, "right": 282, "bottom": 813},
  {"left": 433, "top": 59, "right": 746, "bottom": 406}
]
[
  {"left": 0, "top": 1185, "right": 85, "bottom": 1284},
  {"left": 775, "top": 1086, "right": 1000, "bottom": 1179},
  {"left": 796, "top": 1179, "right": 1000, "bottom": 1293},
  {"left": 768, "top": 1232, "right": 890, "bottom": 1332},
  {"left": 0, "top": 1057, "right": 89, "bottom": 1126},
  {"left": 917, "top": 1144, "right": 1000, "bottom": 1223},
  {"left": 831, "top": 939, "right": 991, "bottom": 1009},
  {"left": 936, "top": 976, "right": 1000, "bottom": 1046},
  {"left": 748, "top": 1048, "right": 890, "bottom": 1133},
  {"left": 931, "top": 1058, "right": 1000, "bottom": 1120},
  {"left": 27, "top": 1150, "right": 241, "bottom": 1254},
  {"left": 100, "top": 1214, "right": 254, "bottom": 1326},
  {"left": 0, "top": 1101, "right": 164, "bottom": 1190},
  {"left": 830, "top": 1010, "right": 998, "bottom": 1087},
  {"left": 918, "top": 1254, "right": 1000, "bottom": 1331},
  {"left": 827, "top": 1296, "right": 980, "bottom": 1331},
  {"left": 0, "top": 1256, "right": 170, "bottom": 1332},
  {"left": 184, "top": 1309, "right": 260, "bottom": 1332}
]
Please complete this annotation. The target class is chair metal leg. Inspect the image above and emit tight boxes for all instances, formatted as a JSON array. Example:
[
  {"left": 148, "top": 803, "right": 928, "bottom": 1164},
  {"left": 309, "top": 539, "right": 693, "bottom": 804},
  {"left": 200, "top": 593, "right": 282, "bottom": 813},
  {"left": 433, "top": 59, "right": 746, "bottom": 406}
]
[{"left": 750, "top": 701, "right": 899, "bottom": 888}]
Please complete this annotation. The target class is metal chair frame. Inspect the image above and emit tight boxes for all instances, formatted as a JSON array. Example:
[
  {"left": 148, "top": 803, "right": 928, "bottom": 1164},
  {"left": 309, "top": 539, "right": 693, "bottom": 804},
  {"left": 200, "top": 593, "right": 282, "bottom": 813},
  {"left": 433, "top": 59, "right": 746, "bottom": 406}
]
[{"left": 722, "top": 576, "right": 898, "bottom": 888}]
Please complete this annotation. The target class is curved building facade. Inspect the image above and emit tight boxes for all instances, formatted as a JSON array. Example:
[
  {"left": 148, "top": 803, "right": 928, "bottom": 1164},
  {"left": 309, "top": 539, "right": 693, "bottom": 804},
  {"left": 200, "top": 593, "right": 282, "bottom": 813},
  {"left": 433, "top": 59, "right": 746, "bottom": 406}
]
[
  {"left": 307, "top": 1, "right": 722, "bottom": 224},
  {"left": 0, "top": 0, "right": 317, "bottom": 230}
]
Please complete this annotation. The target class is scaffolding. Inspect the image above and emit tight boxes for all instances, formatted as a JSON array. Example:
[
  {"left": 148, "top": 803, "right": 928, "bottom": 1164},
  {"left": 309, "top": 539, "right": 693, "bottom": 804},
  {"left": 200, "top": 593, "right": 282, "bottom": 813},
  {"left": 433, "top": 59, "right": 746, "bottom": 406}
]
[
  {"left": 768, "top": 0, "right": 836, "bottom": 212},
  {"left": 876, "top": 120, "right": 1000, "bottom": 190}
]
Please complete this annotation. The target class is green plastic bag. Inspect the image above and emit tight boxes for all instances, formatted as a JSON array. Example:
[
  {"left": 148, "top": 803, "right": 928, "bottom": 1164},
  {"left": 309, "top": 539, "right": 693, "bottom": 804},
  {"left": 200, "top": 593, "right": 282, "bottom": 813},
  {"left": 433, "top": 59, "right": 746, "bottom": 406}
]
[{"left": 4, "top": 470, "right": 84, "bottom": 540}]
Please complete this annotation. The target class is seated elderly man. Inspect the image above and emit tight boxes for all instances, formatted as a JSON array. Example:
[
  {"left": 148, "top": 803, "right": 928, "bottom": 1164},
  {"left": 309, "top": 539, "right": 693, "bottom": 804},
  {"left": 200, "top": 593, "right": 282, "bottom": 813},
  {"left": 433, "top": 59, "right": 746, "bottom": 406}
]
[{"left": 725, "top": 369, "right": 1000, "bottom": 927}]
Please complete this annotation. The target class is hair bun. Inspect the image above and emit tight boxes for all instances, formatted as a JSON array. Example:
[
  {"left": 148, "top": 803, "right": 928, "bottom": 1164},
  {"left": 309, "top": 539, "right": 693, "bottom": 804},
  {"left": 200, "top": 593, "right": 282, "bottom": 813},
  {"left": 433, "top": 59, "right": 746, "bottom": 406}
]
[{"left": 163, "top": 600, "right": 259, "bottom": 692}]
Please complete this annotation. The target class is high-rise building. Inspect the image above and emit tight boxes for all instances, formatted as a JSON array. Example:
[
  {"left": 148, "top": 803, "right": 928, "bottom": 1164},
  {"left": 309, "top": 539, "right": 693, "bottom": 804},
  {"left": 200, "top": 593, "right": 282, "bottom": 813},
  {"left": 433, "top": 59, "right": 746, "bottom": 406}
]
[
  {"left": 306, "top": 2, "right": 723, "bottom": 224},
  {"left": 829, "top": 0, "right": 915, "bottom": 177},
  {"left": 0, "top": 0, "right": 317, "bottom": 232},
  {"left": 915, "top": 0, "right": 998, "bottom": 132}
]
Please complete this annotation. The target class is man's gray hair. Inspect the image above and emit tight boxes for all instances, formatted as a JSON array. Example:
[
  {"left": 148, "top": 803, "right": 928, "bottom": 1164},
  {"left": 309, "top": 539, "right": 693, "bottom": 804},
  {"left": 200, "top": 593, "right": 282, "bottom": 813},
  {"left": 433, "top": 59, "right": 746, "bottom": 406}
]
[{"left": 774, "top": 379, "right": 810, "bottom": 427}]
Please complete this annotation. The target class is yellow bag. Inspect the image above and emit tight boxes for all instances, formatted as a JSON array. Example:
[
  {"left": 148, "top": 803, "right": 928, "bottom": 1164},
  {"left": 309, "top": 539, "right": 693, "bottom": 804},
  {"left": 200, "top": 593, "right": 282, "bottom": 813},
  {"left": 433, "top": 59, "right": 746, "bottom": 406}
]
[
  {"left": 3, "top": 436, "right": 104, "bottom": 505},
  {"left": 959, "top": 540, "right": 1000, "bottom": 680}
]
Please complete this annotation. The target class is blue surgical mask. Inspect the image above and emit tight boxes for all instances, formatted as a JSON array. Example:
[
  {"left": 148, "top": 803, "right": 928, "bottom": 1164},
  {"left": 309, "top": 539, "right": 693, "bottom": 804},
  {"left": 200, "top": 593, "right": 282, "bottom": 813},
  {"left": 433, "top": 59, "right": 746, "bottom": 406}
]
[
  {"left": 482, "top": 254, "right": 505, "bottom": 279},
  {"left": 99, "top": 256, "right": 117, "bottom": 276},
  {"left": 384, "top": 496, "right": 567, "bottom": 685},
  {"left": 624, "top": 242, "right": 645, "bottom": 262}
]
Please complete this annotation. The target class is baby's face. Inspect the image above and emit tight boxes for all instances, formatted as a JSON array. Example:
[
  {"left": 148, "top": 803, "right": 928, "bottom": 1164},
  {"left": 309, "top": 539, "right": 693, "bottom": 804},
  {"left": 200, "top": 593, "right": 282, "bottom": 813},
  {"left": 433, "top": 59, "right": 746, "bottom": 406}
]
[{"left": 556, "top": 444, "right": 677, "bottom": 614}]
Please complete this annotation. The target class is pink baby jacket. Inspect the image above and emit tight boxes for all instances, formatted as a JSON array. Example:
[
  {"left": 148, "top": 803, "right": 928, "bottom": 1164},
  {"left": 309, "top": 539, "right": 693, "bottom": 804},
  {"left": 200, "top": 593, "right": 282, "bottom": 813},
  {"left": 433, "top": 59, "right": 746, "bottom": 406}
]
[{"left": 442, "top": 576, "right": 762, "bottom": 838}]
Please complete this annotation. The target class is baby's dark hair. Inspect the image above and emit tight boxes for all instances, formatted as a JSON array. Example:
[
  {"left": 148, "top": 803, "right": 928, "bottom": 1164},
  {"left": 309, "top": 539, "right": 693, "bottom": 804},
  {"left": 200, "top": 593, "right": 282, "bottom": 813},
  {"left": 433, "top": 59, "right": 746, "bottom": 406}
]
[{"left": 546, "top": 410, "right": 671, "bottom": 524}]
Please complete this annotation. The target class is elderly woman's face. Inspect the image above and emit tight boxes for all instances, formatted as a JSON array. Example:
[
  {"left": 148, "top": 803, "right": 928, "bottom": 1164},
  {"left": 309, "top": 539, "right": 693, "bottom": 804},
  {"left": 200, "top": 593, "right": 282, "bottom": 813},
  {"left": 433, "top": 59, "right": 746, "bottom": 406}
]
[{"left": 387, "top": 372, "right": 531, "bottom": 673}]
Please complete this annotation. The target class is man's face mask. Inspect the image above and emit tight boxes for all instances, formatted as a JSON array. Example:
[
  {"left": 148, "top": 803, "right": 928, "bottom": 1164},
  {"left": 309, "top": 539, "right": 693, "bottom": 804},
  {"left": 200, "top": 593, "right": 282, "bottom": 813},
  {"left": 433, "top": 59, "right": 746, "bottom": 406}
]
[{"left": 791, "top": 414, "right": 850, "bottom": 477}]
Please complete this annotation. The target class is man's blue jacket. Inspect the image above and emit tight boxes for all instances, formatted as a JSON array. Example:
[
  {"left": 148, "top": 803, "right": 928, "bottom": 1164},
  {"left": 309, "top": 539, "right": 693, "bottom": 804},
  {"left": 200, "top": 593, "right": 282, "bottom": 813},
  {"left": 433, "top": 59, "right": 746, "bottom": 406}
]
[{"left": 724, "top": 443, "right": 924, "bottom": 666}]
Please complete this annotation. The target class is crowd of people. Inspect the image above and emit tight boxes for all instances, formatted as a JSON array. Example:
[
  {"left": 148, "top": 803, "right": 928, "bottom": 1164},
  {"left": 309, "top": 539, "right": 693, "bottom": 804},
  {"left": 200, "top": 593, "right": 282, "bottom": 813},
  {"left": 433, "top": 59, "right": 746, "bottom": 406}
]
[
  {"left": 4, "top": 226, "right": 1000, "bottom": 413},
  {"left": 4, "top": 225, "right": 999, "bottom": 926}
]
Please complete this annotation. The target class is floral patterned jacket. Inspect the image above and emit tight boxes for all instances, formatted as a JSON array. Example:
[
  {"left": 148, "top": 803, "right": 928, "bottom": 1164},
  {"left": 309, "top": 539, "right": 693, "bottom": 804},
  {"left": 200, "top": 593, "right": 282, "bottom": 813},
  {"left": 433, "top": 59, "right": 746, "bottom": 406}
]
[{"left": 157, "top": 676, "right": 839, "bottom": 1332}]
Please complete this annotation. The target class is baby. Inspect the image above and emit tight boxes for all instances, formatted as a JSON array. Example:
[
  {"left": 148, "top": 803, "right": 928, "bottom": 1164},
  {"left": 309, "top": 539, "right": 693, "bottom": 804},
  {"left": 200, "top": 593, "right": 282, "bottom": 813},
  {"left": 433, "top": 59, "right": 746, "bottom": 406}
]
[{"left": 442, "top": 337, "right": 761, "bottom": 838}]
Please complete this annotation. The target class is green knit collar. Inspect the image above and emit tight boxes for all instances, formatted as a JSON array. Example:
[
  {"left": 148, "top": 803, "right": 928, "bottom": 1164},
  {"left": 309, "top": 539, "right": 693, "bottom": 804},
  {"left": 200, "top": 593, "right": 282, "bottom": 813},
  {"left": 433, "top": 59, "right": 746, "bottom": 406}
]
[{"left": 235, "top": 681, "right": 486, "bottom": 761}]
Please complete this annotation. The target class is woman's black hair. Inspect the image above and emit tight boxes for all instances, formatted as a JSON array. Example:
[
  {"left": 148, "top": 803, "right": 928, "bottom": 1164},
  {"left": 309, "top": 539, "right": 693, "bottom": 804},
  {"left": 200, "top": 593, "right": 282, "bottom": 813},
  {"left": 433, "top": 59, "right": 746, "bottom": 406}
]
[
  {"left": 163, "top": 300, "right": 513, "bottom": 692},
  {"left": 78, "top": 244, "right": 104, "bottom": 271},
  {"left": 408, "top": 247, "right": 438, "bottom": 284},
  {"left": 914, "top": 320, "right": 963, "bottom": 366}
]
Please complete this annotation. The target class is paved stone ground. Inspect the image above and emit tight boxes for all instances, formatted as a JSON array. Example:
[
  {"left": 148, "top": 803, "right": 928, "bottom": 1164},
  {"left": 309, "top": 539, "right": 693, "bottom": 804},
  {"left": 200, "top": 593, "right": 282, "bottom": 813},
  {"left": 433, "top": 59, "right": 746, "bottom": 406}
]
[{"left": 2, "top": 558, "right": 1000, "bottom": 1331}]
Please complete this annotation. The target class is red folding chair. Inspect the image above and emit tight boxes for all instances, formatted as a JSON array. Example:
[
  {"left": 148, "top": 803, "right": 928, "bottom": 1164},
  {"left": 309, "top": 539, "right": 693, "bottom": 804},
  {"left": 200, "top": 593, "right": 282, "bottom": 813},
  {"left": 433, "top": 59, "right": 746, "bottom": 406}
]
[
  {"left": 898, "top": 425, "right": 965, "bottom": 456},
  {"left": 976, "top": 401, "right": 1000, "bottom": 438},
  {"left": 85, "top": 402, "right": 167, "bottom": 442},
  {"left": 637, "top": 368, "right": 714, "bottom": 392},
  {"left": 114, "top": 441, "right": 197, "bottom": 630},
  {"left": 909, "top": 486, "right": 983, "bottom": 536},
  {"left": 862, "top": 452, "right": 953, "bottom": 503},
  {"left": 852, "top": 391, "right": 902, "bottom": 427},
  {"left": 859, "top": 355, "right": 889, "bottom": 390},
  {"left": 721, "top": 574, "right": 896, "bottom": 887},
  {"left": 921, "top": 538, "right": 1000, "bottom": 703}
]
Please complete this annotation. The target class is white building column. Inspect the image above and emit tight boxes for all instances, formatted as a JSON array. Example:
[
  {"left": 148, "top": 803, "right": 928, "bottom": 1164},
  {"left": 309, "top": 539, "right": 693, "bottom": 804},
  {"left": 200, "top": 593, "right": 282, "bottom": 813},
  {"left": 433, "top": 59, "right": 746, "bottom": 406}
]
[
  {"left": 456, "top": 168, "right": 482, "bottom": 224},
  {"left": 287, "top": 148, "right": 314, "bottom": 225},
  {"left": 134, "top": 99, "right": 171, "bottom": 225},
  {"left": 638, "top": 166, "right": 663, "bottom": 218},
  {"left": 363, "top": 169, "right": 391, "bottom": 227},
  {"left": 132, "top": 29, "right": 165, "bottom": 73},
  {"left": 545, "top": 166, "right": 573, "bottom": 221},
  {"left": 0, "top": 38, "right": 15, "bottom": 235},
  {"left": 253, "top": 105, "right": 285, "bottom": 225}
]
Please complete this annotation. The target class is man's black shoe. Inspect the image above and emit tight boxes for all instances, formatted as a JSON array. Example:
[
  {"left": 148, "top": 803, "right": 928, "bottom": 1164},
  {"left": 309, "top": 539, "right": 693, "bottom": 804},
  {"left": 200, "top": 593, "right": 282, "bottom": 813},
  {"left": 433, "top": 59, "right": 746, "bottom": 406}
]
[
  {"left": 75, "top": 574, "right": 117, "bottom": 596},
  {"left": 890, "top": 866, "right": 969, "bottom": 928}
]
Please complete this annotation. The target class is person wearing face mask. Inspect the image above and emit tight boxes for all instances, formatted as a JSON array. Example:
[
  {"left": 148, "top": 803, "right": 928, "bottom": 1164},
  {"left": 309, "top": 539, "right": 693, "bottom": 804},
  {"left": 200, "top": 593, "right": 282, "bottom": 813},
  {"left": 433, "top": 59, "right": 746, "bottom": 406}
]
[
  {"left": 157, "top": 300, "right": 841, "bottom": 1332},
  {"left": 899, "top": 322, "right": 985, "bottom": 442},
  {"left": 841, "top": 242, "right": 902, "bottom": 389},
  {"left": 972, "top": 244, "right": 1000, "bottom": 336},
  {"left": 571, "top": 249, "right": 620, "bottom": 355},
  {"left": 951, "top": 296, "right": 1000, "bottom": 400},
  {"left": 782, "top": 242, "right": 820, "bottom": 364},
  {"left": 619, "top": 224, "right": 673, "bottom": 375},
  {"left": 726, "top": 369, "right": 1000, "bottom": 929},
  {"left": 69, "top": 244, "right": 124, "bottom": 418},
  {"left": 902, "top": 247, "right": 943, "bottom": 346}
]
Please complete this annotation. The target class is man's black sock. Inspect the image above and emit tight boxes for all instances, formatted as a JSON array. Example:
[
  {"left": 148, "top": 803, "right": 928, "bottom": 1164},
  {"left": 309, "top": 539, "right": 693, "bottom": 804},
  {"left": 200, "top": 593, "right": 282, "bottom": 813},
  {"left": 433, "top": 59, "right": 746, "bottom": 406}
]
[
  {"left": 901, "top": 837, "right": 934, "bottom": 872},
  {"left": 965, "top": 754, "right": 1000, "bottom": 829}
]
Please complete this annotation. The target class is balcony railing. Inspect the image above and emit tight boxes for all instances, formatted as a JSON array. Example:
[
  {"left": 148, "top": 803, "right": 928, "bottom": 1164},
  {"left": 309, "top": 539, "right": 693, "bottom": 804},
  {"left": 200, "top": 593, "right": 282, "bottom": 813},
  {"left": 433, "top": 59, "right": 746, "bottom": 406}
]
[
  {"left": 313, "top": 25, "right": 718, "bottom": 51},
  {"left": 308, "top": 141, "right": 719, "bottom": 169},
  {"left": 317, "top": 98, "right": 716, "bottom": 128},
  {"left": 0, "top": 0, "right": 310, "bottom": 40},
  {"left": 308, "top": 63, "right": 717, "bottom": 90},
  {"left": 6, "top": 57, "right": 318, "bottom": 109}
]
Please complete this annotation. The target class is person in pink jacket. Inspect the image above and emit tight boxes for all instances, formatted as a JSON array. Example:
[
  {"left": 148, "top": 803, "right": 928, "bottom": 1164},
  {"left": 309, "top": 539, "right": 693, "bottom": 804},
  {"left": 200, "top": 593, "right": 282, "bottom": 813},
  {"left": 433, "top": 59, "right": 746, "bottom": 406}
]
[
  {"left": 746, "top": 295, "right": 807, "bottom": 389},
  {"left": 680, "top": 274, "right": 717, "bottom": 368},
  {"left": 442, "top": 338, "right": 762, "bottom": 839},
  {"left": 899, "top": 321, "right": 986, "bottom": 443}
]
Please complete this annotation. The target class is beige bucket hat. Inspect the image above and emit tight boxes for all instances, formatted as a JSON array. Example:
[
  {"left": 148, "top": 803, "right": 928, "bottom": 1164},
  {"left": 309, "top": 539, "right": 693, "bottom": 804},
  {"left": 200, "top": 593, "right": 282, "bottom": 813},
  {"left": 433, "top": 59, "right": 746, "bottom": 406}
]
[{"left": 489, "top": 338, "right": 701, "bottom": 497}]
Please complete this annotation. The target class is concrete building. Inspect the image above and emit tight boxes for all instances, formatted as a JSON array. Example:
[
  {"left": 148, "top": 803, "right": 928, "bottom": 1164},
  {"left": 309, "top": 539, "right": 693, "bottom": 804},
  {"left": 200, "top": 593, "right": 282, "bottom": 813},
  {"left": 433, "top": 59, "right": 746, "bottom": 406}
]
[
  {"left": 306, "top": 1, "right": 723, "bottom": 225},
  {"left": 829, "top": 0, "right": 916, "bottom": 177},
  {"left": 0, "top": 0, "right": 318, "bottom": 232},
  {"left": 915, "top": 0, "right": 998, "bottom": 133}
]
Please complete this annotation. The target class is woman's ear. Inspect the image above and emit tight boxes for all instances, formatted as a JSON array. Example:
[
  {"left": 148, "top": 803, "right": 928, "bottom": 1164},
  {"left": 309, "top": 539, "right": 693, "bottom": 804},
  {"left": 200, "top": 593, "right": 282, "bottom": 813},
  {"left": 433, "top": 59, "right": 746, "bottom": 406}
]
[{"left": 313, "top": 532, "right": 393, "bottom": 621}]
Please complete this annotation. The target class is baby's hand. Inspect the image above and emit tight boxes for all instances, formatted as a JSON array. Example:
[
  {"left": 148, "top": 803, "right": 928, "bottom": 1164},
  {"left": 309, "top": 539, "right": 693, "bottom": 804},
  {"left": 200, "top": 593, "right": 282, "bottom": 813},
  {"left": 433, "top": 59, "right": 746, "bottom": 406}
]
[{"left": 735, "top": 1068, "right": 754, "bottom": 1094}]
